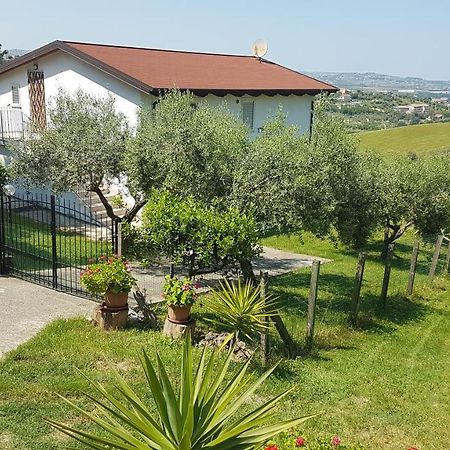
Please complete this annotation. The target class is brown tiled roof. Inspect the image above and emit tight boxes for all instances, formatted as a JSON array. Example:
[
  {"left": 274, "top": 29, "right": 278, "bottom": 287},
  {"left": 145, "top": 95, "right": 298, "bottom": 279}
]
[{"left": 0, "top": 40, "right": 338, "bottom": 96}]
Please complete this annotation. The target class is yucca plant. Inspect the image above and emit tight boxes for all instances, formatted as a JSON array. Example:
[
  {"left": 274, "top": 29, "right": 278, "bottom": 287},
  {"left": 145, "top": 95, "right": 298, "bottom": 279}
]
[
  {"left": 206, "top": 278, "right": 278, "bottom": 343},
  {"left": 46, "top": 337, "right": 314, "bottom": 449}
]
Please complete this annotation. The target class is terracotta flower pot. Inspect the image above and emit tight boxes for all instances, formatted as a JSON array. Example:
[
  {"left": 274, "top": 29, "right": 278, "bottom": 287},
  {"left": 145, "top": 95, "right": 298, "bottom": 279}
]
[
  {"left": 104, "top": 290, "right": 128, "bottom": 308},
  {"left": 168, "top": 305, "right": 192, "bottom": 324}
]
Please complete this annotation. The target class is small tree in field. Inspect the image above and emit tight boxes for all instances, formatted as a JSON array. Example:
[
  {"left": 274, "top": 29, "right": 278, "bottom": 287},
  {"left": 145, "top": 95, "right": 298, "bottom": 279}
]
[
  {"left": 10, "top": 89, "right": 144, "bottom": 222},
  {"left": 379, "top": 154, "right": 450, "bottom": 255}
]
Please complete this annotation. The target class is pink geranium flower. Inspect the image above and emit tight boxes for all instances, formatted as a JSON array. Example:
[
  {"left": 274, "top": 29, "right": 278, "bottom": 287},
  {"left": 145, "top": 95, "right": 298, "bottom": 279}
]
[
  {"left": 331, "top": 435, "right": 341, "bottom": 447},
  {"left": 296, "top": 436, "right": 306, "bottom": 446}
]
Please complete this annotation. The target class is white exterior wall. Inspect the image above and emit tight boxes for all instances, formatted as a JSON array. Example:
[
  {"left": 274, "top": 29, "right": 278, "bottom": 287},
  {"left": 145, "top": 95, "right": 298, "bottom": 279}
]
[
  {"left": 0, "top": 50, "right": 313, "bottom": 134},
  {"left": 204, "top": 94, "right": 313, "bottom": 135},
  {"left": 0, "top": 52, "right": 150, "bottom": 128}
]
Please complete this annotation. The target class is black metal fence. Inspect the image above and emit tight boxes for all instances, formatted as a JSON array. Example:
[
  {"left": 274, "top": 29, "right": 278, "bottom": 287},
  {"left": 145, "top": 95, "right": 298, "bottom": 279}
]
[{"left": 0, "top": 191, "right": 117, "bottom": 300}]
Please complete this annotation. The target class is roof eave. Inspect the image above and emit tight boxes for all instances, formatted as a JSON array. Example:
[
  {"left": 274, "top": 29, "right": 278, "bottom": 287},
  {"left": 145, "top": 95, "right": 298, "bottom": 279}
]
[{"left": 150, "top": 87, "right": 339, "bottom": 97}]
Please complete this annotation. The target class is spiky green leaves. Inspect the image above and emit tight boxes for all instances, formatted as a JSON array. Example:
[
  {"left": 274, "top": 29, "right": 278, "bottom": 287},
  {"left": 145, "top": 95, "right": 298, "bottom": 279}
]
[{"left": 46, "top": 337, "right": 314, "bottom": 449}]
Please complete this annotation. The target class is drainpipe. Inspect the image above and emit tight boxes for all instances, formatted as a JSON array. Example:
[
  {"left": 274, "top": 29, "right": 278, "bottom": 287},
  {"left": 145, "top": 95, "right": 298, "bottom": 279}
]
[{"left": 308, "top": 99, "right": 315, "bottom": 143}]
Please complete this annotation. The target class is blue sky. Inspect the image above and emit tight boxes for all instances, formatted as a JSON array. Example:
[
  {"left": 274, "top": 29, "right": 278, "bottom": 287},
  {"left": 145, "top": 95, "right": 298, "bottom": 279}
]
[{"left": 2, "top": 0, "right": 449, "bottom": 80}]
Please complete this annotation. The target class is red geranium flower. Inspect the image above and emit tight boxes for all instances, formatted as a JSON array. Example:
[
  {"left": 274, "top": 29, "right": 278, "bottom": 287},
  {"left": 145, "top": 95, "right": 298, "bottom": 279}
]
[
  {"left": 296, "top": 436, "right": 306, "bottom": 447},
  {"left": 265, "top": 446, "right": 278, "bottom": 450}
]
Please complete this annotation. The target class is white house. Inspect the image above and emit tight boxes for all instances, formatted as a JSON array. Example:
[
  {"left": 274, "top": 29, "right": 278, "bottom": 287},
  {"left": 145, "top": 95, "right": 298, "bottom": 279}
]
[
  {"left": 0, "top": 40, "right": 337, "bottom": 216},
  {"left": 0, "top": 40, "right": 337, "bottom": 142}
]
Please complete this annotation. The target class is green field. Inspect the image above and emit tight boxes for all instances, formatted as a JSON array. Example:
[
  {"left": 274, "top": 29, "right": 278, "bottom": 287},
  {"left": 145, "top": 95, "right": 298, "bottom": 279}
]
[
  {"left": 358, "top": 121, "right": 450, "bottom": 157},
  {"left": 1, "top": 231, "right": 449, "bottom": 449}
]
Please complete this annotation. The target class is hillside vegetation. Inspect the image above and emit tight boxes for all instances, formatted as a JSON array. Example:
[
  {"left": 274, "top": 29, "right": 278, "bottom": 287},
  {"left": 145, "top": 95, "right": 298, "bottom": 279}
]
[{"left": 358, "top": 121, "right": 450, "bottom": 157}]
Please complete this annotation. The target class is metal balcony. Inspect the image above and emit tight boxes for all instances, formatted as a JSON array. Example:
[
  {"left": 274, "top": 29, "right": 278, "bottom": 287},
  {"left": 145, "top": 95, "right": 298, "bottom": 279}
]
[{"left": 0, "top": 107, "right": 31, "bottom": 143}]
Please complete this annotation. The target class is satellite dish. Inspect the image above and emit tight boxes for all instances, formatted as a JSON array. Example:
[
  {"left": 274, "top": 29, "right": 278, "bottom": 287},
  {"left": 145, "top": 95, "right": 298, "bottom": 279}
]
[{"left": 252, "top": 39, "right": 268, "bottom": 58}]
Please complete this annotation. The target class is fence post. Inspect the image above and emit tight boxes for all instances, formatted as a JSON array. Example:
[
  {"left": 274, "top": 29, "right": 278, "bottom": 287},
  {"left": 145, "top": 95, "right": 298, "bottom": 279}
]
[
  {"left": 349, "top": 253, "right": 366, "bottom": 324},
  {"left": 259, "top": 270, "right": 269, "bottom": 366},
  {"left": 380, "top": 244, "right": 394, "bottom": 309},
  {"left": 443, "top": 240, "right": 450, "bottom": 275},
  {"left": 116, "top": 221, "right": 122, "bottom": 257},
  {"left": 407, "top": 241, "right": 420, "bottom": 295},
  {"left": 0, "top": 194, "right": 5, "bottom": 274},
  {"left": 429, "top": 234, "right": 444, "bottom": 279},
  {"left": 305, "top": 260, "right": 320, "bottom": 353},
  {"left": 50, "top": 195, "right": 58, "bottom": 289}
]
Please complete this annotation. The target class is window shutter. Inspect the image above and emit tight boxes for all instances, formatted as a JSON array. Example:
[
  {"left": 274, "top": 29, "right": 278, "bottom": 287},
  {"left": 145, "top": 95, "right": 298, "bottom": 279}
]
[
  {"left": 11, "top": 85, "right": 20, "bottom": 105},
  {"left": 242, "top": 101, "right": 254, "bottom": 130}
]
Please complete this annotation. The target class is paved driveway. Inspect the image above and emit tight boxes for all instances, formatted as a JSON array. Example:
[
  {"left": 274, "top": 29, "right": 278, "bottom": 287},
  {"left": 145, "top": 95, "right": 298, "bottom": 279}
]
[{"left": 0, "top": 276, "right": 93, "bottom": 358}]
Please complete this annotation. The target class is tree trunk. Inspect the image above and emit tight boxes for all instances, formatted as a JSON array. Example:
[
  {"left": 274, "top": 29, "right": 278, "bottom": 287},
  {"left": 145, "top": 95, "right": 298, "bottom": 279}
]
[
  {"left": 381, "top": 218, "right": 413, "bottom": 258},
  {"left": 239, "top": 259, "right": 256, "bottom": 285}
]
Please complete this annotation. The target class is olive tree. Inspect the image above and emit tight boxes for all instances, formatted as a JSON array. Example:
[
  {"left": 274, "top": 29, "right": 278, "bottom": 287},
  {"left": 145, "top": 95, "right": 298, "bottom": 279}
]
[
  {"left": 379, "top": 154, "right": 450, "bottom": 255},
  {"left": 10, "top": 89, "right": 144, "bottom": 222},
  {"left": 125, "top": 90, "right": 249, "bottom": 203}
]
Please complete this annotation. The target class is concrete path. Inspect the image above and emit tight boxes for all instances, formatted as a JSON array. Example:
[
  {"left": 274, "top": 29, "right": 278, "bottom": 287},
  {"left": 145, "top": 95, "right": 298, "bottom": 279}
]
[
  {"left": 253, "top": 246, "right": 330, "bottom": 276},
  {"left": 0, "top": 276, "right": 93, "bottom": 358}
]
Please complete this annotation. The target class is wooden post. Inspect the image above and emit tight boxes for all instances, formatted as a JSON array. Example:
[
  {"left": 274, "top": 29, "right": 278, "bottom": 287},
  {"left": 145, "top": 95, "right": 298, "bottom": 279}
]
[
  {"left": 259, "top": 271, "right": 269, "bottom": 366},
  {"left": 349, "top": 253, "right": 366, "bottom": 324},
  {"left": 380, "top": 244, "right": 394, "bottom": 309},
  {"left": 305, "top": 260, "right": 320, "bottom": 353},
  {"left": 407, "top": 241, "right": 420, "bottom": 295},
  {"left": 429, "top": 234, "right": 444, "bottom": 279},
  {"left": 116, "top": 222, "right": 122, "bottom": 257},
  {"left": 443, "top": 240, "right": 450, "bottom": 274}
]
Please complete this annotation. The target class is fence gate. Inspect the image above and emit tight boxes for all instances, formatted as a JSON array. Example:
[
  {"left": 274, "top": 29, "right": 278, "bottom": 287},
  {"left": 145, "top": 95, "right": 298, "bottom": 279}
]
[{"left": 0, "top": 191, "right": 117, "bottom": 300}]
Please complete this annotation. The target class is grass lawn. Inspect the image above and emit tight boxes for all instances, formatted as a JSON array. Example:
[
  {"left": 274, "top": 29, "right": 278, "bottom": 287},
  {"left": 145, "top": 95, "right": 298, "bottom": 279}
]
[
  {"left": 358, "top": 121, "right": 450, "bottom": 158},
  {"left": 0, "top": 231, "right": 449, "bottom": 449}
]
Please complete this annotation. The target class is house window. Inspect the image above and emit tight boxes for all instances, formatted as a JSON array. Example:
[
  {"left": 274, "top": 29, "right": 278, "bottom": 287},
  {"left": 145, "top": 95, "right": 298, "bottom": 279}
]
[
  {"left": 11, "top": 85, "right": 20, "bottom": 105},
  {"left": 242, "top": 101, "right": 254, "bottom": 130}
]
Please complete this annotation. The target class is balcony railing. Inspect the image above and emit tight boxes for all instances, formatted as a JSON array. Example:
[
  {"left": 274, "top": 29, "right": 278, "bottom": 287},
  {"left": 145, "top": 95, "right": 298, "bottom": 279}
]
[{"left": 0, "top": 107, "right": 31, "bottom": 142}]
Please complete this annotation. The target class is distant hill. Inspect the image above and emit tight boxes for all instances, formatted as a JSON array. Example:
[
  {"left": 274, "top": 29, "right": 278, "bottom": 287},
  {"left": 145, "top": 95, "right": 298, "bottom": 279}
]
[
  {"left": 358, "top": 122, "right": 450, "bottom": 158},
  {"left": 307, "top": 72, "right": 450, "bottom": 92},
  {"left": 7, "top": 49, "right": 28, "bottom": 58}
]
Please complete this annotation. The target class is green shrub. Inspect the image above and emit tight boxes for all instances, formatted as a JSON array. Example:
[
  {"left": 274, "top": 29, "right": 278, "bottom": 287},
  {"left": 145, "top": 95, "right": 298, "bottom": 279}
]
[
  {"left": 128, "top": 189, "right": 261, "bottom": 274},
  {"left": 46, "top": 337, "right": 314, "bottom": 449}
]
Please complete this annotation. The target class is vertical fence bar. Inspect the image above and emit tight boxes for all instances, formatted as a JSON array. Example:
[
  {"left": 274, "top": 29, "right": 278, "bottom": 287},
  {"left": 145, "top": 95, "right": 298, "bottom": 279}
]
[
  {"left": 116, "top": 221, "right": 122, "bottom": 257},
  {"left": 305, "top": 260, "right": 320, "bottom": 353},
  {"left": 259, "top": 270, "right": 269, "bottom": 366},
  {"left": 407, "top": 241, "right": 420, "bottom": 295},
  {"left": 443, "top": 239, "right": 450, "bottom": 275},
  {"left": 0, "top": 194, "right": 5, "bottom": 274},
  {"left": 349, "top": 253, "right": 366, "bottom": 324},
  {"left": 429, "top": 234, "right": 444, "bottom": 279},
  {"left": 380, "top": 244, "right": 394, "bottom": 309},
  {"left": 50, "top": 195, "right": 58, "bottom": 289}
]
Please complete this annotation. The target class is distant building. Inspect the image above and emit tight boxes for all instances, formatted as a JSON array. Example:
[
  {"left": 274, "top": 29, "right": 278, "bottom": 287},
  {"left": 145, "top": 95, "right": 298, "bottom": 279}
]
[
  {"left": 337, "top": 88, "right": 351, "bottom": 102},
  {"left": 396, "top": 103, "right": 429, "bottom": 114}
]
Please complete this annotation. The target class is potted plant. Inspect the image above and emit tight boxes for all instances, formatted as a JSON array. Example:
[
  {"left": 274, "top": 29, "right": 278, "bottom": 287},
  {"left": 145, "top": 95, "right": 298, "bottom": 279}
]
[
  {"left": 163, "top": 275, "right": 199, "bottom": 323},
  {"left": 80, "top": 255, "right": 136, "bottom": 308}
]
